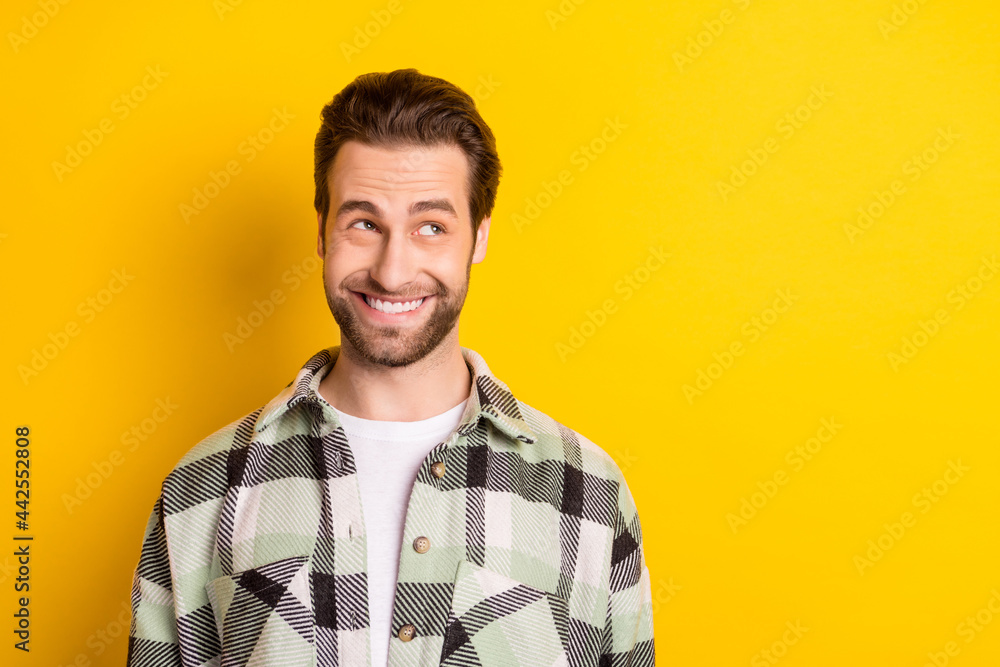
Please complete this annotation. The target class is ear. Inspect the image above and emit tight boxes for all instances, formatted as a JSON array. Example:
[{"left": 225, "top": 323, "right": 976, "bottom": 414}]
[
  {"left": 471, "top": 216, "right": 491, "bottom": 264},
  {"left": 316, "top": 211, "right": 325, "bottom": 257}
]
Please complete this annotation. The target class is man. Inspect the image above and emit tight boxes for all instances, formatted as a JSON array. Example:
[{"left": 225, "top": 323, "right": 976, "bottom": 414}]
[{"left": 127, "top": 68, "right": 653, "bottom": 667}]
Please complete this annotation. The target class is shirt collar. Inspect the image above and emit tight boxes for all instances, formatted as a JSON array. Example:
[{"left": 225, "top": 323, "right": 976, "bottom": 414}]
[{"left": 253, "top": 345, "right": 538, "bottom": 445}]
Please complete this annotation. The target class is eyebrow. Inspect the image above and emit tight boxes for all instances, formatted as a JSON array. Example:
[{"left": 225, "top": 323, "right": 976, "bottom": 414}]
[
  {"left": 336, "top": 198, "right": 459, "bottom": 220},
  {"left": 410, "top": 198, "right": 458, "bottom": 218}
]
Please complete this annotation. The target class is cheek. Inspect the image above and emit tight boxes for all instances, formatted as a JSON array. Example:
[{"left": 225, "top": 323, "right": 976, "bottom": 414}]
[
  {"left": 324, "top": 244, "right": 365, "bottom": 273},
  {"left": 439, "top": 264, "right": 472, "bottom": 292}
]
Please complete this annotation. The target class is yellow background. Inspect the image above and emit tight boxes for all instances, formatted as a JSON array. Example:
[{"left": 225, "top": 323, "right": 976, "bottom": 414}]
[{"left": 2, "top": 0, "right": 999, "bottom": 665}]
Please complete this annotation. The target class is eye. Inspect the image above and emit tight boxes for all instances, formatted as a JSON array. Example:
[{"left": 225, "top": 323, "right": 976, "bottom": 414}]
[
  {"left": 417, "top": 223, "right": 444, "bottom": 236},
  {"left": 351, "top": 220, "right": 378, "bottom": 231}
]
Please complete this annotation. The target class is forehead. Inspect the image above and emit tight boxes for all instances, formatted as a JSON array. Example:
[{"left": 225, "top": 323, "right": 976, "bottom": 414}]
[{"left": 328, "top": 141, "right": 469, "bottom": 212}]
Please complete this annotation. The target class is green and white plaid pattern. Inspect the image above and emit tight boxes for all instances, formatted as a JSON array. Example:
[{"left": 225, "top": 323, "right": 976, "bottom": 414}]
[{"left": 126, "top": 345, "right": 654, "bottom": 666}]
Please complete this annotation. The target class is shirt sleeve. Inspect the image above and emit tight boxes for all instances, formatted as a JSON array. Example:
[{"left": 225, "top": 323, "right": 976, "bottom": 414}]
[
  {"left": 126, "top": 493, "right": 183, "bottom": 667},
  {"left": 601, "top": 473, "right": 655, "bottom": 666}
]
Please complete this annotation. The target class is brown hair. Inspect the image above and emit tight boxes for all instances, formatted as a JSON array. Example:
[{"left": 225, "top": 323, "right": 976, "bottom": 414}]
[{"left": 314, "top": 68, "right": 501, "bottom": 241}]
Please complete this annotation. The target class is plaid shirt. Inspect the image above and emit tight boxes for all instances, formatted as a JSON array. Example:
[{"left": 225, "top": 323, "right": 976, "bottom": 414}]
[{"left": 127, "top": 346, "right": 654, "bottom": 667}]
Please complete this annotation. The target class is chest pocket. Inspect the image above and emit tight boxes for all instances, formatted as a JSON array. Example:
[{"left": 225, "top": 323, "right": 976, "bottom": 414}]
[
  {"left": 440, "top": 560, "right": 570, "bottom": 667},
  {"left": 205, "top": 555, "right": 316, "bottom": 667}
]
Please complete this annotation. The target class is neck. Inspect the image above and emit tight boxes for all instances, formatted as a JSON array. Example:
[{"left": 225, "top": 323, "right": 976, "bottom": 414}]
[{"left": 317, "top": 332, "right": 471, "bottom": 421}]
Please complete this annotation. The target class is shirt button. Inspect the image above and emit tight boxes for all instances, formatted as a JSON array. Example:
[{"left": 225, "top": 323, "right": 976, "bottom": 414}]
[
  {"left": 431, "top": 461, "right": 446, "bottom": 478},
  {"left": 413, "top": 536, "right": 430, "bottom": 554},
  {"left": 398, "top": 624, "right": 416, "bottom": 641}
]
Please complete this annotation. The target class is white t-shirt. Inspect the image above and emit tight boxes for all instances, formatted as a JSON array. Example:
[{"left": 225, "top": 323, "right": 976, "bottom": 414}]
[{"left": 330, "top": 398, "right": 468, "bottom": 667}]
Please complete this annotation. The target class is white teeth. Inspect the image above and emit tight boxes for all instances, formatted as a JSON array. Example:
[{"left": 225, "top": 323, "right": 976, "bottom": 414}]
[{"left": 364, "top": 294, "right": 425, "bottom": 314}]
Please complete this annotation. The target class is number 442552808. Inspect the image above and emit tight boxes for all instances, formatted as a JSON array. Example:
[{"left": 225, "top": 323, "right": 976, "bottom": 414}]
[{"left": 15, "top": 427, "right": 30, "bottom": 529}]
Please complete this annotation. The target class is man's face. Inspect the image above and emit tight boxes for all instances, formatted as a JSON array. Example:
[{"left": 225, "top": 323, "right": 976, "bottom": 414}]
[{"left": 317, "top": 140, "right": 490, "bottom": 368}]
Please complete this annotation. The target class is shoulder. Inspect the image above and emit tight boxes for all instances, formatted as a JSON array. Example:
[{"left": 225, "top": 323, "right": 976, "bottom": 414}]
[
  {"left": 174, "top": 406, "right": 263, "bottom": 468},
  {"left": 158, "top": 406, "right": 264, "bottom": 515},
  {"left": 515, "top": 399, "right": 638, "bottom": 523},
  {"left": 513, "top": 399, "right": 642, "bottom": 524},
  {"left": 516, "top": 399, "right": 623, "bottom": 482}
]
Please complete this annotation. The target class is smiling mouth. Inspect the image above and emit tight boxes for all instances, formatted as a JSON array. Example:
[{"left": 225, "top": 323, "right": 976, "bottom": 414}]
[{"left": 354, "top": 291, "right": 430, "bottom": 315}]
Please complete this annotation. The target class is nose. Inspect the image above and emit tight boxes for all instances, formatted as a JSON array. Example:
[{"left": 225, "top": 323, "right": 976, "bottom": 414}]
[{"left": 369, "top": 229, "right": 418, "bottom": 295}]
